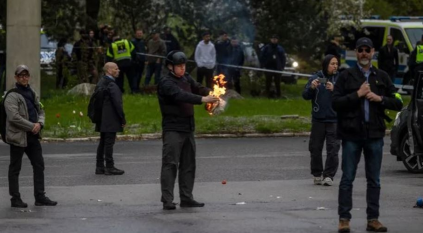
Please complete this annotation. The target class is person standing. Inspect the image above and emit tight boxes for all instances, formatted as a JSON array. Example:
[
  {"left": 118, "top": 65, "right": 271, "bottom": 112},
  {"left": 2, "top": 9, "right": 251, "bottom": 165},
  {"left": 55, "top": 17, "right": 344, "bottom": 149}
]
[
  {"left": 4, "top": 65, "right": 57, "bottom": 208},
  {"left": 106, "top": 30, "right": 136, "bottom": 93},
  {"left": 94, "top": 62, "right": 126, "bottom": 176},
  {"left": 302, "top": 55, "right": 340, "bottom": 186},
  {"left": 145, "top": 30, "right": 167, "bottom": 86},
  {"left": 325, "top": 36, "right": 343, "bottom": 63},
  {"left": 131, "top": 29, "right": 147, "bottom": 93},
  {"left": 55, "top": 38, "right": 71, "bottom": 89},
  {"left": 377, "top": 35, "right": 399, "bottom": 83},
  {"left": 332, "top": 37, "right": 403, "bottom": 233},
  {"left": 158, "top": 51, "right": 219, "bottom": 210},
  {"left": 215, "top": 31, "right": 230, "bottom": 76},
  {"left": 259, "top": 35, "right": 286, "bottom": 98},
  {"left": 195, "top": 31, "right": 216, "bottom": 88},
  {"left": 408, "top": 35, "right": 423, "bottom": 81},
  {"left": 227, "top": 37, "right": 244, "bottom": 94},
  {"left": 162, "top": 26, "right": 181, "bottom": 55},
  {"left": 72, "top": 29, "right": 99, "bottom": 84}
]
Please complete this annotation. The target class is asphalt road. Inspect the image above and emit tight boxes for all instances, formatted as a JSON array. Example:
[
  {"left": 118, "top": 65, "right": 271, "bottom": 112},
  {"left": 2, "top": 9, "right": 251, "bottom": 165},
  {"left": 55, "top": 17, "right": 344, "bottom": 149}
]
[{"left": 0, "top": 137, "right": 422, "bottom": 233}]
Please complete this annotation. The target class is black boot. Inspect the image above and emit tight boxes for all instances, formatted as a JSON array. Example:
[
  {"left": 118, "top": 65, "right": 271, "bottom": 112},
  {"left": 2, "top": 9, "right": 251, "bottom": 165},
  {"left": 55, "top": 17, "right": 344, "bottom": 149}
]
[
  {"left": 104, "top": 167, "right": 124, "bottom": 175},
  {"left": 180, "top": 199, "right": 205, "bottom": 207},
  {"left": 163, "top": 202, "right": 176, "bottom": 210},
  {"left": 11, "top": 197, "right": 28, "bottom": 208},
  {"left": 95, "top": 167, "right": 105, "bottom": 175},
  {"left": 35, "top": 196, "right": 58, "bottom": 206}
]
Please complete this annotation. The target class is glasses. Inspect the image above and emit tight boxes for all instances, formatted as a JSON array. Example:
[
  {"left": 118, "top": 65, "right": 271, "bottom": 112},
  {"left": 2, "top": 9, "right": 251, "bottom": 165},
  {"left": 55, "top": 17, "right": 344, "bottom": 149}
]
[
  {"left": 17, "top": 74, "right": 30, "bottom": 78},
  {"left": 357, "top": 48, "right": 371, "bottom": 53}
]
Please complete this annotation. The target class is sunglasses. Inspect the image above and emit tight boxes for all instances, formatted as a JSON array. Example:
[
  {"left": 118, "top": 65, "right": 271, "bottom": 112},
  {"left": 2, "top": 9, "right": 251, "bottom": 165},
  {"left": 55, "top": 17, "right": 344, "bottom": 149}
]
[
  {"left": 357, "top": 48, "right": 371, "bottom": 53},
  {"left": 17, "top": 74, "right": 30, "bottom": 78}
]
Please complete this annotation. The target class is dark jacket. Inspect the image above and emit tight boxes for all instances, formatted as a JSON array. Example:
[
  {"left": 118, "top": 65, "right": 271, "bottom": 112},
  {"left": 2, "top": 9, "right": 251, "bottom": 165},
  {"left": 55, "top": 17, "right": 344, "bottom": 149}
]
[
  {"left": 158, "top": 72, "right": 210, "bottom": 132},
  {"left": 332, "top": 65, "right": 403, "bottom": 140},
  {"left": 72, "top": 39, "right": 95, "bottom": 63},
  {"left": 259, "top": 44, "right": 286, "bottom": 70},
  {"left": 228, "top": 44, "right": 245, "bottom": 68},
  {"left": 131, "top": 38, "right": 146, "bottom": 63},
  {"left": 215, "top": 39, "right": 231, "bottom": 64},
  {"left": 161, "top": 33, "right": 181, "bottom": 54},
  {"left": 303, "top": 56, "right": 338, "bottom": 123},
  {"left": 377, "top": 44, "right": 399, "bottom": 74},
  {"left": 95, "top": 76, "right": 126, "bottom": 132}
]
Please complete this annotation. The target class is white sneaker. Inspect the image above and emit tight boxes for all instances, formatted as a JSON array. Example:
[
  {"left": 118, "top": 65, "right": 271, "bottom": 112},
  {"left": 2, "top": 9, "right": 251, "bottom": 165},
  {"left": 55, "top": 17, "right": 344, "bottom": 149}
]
[
  {"left": 313, "top": 176, "right": 322, "bottom": 185},
  {"left": 322, "top": 177, "right": 333, "bottom": 186}
]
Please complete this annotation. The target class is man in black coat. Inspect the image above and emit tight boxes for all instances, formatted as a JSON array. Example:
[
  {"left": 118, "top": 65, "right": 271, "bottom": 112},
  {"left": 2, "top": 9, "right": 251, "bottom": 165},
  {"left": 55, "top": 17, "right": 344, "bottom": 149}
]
[
  {"left": 95, "top": 62, "right": 126, "bottom": 175},
  {"left": 158, "top": 51, "right": 219, "bottom": 210},
  {"left": 227, "top": 37, "right": 245, "bottom": 94},
  {"left": 332, "top": 37, "right": 403, "bottom": 233},
  {"left": 377, "top": 35, "right": 399, "bottom": 82}
]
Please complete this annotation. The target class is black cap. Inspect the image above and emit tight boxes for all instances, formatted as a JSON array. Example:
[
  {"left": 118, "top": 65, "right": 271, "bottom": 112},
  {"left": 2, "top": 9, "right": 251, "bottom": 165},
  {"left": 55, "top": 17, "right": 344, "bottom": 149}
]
[
  {"left": 356, "top": 37, "right": 373, "bottom": 49},
  {"left": 165, "top": 50, "right": 187, "bottom": 66}
]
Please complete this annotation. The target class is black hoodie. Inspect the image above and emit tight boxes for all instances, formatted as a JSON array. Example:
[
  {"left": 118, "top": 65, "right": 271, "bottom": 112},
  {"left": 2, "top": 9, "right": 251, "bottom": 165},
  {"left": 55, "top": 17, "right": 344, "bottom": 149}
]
[{"left": 302, "top": 55, "right": 338, "bottom": 123}]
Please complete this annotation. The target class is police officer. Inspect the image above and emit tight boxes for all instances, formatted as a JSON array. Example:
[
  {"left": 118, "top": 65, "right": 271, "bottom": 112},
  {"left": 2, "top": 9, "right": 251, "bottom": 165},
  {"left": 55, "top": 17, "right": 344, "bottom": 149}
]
[
  {"left": 4, "top": 65, "right": 57, "bottom": 208},
  {"left": 106, "top": 29, "right": 136, "bottom": 93},
  {"left": 158, "top": 51, "right": 219, "bottom": 210},
  {"left": 409, "top": 35, "right": 423, "bottom": 80}
]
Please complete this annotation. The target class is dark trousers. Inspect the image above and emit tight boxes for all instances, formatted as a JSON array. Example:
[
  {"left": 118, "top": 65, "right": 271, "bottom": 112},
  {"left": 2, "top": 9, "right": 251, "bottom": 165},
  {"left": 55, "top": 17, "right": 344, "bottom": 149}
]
[
  {"left": 309, "top": 122, "right": 340, "bottom": 178},
  {"left": 56, "top": 66, "right": 68, "bottom": 89},
  {"left": 115, "top": 65, "right": 133, "bottom": 93},
  {"left": 197, "top": 67, "right": 214, "bottom": 88},
  {"left": 96, "top": 132, "right": 117, "bottom": 168},
  {"left": 9, "top": 134, "right": 45, "bottom": 199},
  {"left": 132, "top": 62, "right": 145, "bottom": 91},
  {"left": 338, "top": 138, "right": 384, "bottom": 220},
  {"left": 144, "top": 62, "right": 162, "bottom": 85},
  {"left": 160, "top": 131, "right": 196, "bottom": 203},
  {"left": 227, "top": 68, "right": 241, "bottom": 94},
  {"left": 216, "top": 64, "right": 228, "bottom": 77},
  {"left": 265, "top": 72, "right": 281, "bottom": 97}
]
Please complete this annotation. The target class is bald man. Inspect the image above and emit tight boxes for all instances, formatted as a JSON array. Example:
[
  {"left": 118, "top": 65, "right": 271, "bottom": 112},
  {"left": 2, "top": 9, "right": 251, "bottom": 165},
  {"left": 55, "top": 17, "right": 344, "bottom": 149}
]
[{"left": 94, "top": 62, "right": 126, "bottom": 175}]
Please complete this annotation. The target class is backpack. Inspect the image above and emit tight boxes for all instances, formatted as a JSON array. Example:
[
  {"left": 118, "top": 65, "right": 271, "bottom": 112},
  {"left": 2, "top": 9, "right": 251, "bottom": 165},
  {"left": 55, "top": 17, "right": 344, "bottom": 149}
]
[
  {"left": 87, "top": 82, "right": 109, "bottom": 124},
  {"left": 0, "top": 88, "right": 19, "bottom": 143}
]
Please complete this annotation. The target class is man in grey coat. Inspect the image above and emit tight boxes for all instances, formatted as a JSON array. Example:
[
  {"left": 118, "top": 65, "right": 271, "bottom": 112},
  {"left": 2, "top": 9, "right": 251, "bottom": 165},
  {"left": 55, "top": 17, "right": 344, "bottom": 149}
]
[
  {"left": 4, "top": 65, "right": 57, "bottom": 208},
  {"left": 95, "top": 62, "right": 126, "bottom": 175}
]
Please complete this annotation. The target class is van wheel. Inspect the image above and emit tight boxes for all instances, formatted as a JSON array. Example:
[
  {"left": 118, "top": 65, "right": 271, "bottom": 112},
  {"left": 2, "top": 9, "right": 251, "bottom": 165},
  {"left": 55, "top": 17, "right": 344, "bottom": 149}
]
[{"left": 400, "top": 135, "right": 423, "bottom": 173}]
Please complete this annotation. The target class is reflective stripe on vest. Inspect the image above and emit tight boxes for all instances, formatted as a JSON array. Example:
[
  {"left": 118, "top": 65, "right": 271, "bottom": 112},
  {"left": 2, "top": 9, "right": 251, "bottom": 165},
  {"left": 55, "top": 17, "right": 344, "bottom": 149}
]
[
  {"left": 111, "top": 40, "right": 132, "bottom": 61},
  {"left": 417, "top": 45, "right": 423, "bottom": 63}
]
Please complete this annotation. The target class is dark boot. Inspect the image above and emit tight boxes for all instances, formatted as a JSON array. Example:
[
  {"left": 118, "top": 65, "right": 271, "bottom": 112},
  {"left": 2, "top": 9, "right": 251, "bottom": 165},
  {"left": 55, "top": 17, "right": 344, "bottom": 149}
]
[
  {"left": 163, "top": 202, "right": 176, "bottom": 210},
  {"left": 366, "top": 219, "right": 387, "bottom": 232},
  {"left": 11, "top": 197, "right": 28, "bottom": 208},
  {"left": 95, "top": 167, "right": 105, "bottom": 175},
  {"left": 104, "top": 167, "right": 124, "bottom": 175},
  {"left": 35, "top": 196, "right": 58, "bottom": 206},
  {"left": 180, "top": 199, "right": 205, "bottom": 208},
  {"left": 338, "top": 219, "right": 350, "bottom": 233}
]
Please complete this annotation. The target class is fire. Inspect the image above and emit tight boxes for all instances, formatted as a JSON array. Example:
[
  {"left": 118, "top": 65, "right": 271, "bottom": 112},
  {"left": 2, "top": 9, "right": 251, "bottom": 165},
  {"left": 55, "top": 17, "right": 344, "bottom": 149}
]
[{"left": 205, "top": 74, "right": 226, "bottom": 115}]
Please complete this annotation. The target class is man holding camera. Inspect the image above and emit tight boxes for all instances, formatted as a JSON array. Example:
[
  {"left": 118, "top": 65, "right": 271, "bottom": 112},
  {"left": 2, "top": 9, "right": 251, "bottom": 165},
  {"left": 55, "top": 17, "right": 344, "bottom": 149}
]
[
  {"left": 332, "top": 37, "right": 403, "bottom": 233},
  {"left": 302, "top": 54, "right": 340, "bottom": 187}
]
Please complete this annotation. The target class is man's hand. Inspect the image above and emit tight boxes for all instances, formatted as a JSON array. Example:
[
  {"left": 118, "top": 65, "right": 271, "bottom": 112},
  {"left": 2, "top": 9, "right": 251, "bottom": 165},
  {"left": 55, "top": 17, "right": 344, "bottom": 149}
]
[
  {"left": 32, "top": 123, "right": 42, "bottom": 134},
  {"left": 326, "top": 81, "right": 334, "bottom": 91},
  {"left": 365, "top": 92, "right": 383, "bottom": 102},
  {"left": 357, "top": 82, "right": 371, "bottom": 97},
  {"left": 202, "top": 95, "right": 220, "bottom": 103},
  {"left": 310, "top": 79, "right": 319, "bottom": 90}
]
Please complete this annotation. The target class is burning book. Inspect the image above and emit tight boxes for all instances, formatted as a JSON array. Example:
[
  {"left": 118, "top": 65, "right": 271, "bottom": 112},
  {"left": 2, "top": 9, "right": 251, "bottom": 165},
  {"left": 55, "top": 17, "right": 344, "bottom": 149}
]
[{"left": 205, "top": 74, "right": 227, "bottom": 115}]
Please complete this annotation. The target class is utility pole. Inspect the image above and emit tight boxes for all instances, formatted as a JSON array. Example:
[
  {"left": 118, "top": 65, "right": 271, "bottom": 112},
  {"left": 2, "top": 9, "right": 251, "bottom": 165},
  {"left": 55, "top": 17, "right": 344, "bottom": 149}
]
[{"left": 6, "top": 0, "right": 41, "bottom": 94}]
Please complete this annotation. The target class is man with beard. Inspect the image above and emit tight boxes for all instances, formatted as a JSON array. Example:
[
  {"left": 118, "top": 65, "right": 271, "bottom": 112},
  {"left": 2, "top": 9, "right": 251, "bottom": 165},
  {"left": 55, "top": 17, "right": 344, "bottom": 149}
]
[
  {"left": 332, "top": 37, "right": 403, "bottom": 233},
  {"left": 377, "top": 35, "right": 399, "bottom": 83}
]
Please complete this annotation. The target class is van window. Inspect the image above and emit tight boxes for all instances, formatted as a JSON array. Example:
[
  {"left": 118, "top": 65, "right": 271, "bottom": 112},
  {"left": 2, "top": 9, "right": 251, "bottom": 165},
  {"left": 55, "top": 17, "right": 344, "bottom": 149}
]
[
  {"left": 390, "top": 28, "right": 409, "bottom": 54},
  {"left": 405, "top": 28, "right": 423, "bottom": 49}
]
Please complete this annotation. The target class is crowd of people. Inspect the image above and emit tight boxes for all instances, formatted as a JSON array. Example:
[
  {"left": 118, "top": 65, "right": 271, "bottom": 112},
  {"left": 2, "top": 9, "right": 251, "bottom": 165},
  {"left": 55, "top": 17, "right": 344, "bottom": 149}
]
[{"left": 53, "top": 25, "right": 290, "bottom": 98}]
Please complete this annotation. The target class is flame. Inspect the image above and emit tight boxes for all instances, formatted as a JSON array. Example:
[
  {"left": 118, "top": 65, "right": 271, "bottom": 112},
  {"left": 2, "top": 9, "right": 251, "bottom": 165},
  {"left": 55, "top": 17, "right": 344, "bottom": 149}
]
[{"left": 206, "top": 74, "right": 226, "bottom": 115}]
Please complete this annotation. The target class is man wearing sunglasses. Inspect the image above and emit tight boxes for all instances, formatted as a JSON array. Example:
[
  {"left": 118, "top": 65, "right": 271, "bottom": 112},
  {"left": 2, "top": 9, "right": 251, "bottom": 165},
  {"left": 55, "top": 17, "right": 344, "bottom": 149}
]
[
  {"left": 3, "top": 65, "right": 57, "bottom": 208},
  {"left": 332, "top": 38, "right": 403, "bottom": 233}
]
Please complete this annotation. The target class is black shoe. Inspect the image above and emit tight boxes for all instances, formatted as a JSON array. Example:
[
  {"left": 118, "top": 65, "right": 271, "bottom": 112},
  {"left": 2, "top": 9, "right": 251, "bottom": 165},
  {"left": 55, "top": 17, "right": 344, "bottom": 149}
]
[
  {"left": 180, "top": 200, "right": 205, "bottom": 208},
  {"left": 95, "top": 167, "right": 105, "bottom": 175},
  {"left": 35, "top": 196, "right": 57, "bottom": 206},
  {"left": 104, "top": 167, "right": 124, "bottom": 175},
  {"left": 11, "top": 197, "right": 28, "bottom": 208},
  {"left": 163, "top": 202, "right": 176, "bottom": 210}
]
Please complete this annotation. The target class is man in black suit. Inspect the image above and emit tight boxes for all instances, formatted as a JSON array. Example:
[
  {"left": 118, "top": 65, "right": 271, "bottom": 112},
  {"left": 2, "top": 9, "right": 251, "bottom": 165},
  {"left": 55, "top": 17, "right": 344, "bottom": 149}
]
[
  {"left": 95, "top": 62, "right": 126, "bottom": 175},
  {"left": 377, "top": 35, "right": 399, "bottom": 83}
]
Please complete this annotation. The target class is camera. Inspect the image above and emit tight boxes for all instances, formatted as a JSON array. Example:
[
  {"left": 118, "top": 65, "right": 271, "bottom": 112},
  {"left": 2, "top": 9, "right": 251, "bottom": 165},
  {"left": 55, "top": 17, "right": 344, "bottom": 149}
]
[{"left": 318, "top": 78, "right": 327, "bottom": 84}]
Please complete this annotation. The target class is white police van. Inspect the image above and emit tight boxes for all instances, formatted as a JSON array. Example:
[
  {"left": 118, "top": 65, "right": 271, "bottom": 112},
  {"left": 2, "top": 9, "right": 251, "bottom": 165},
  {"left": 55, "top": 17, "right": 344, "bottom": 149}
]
[{"left": 339, "top": 16, "right": 423, "bottom": 87}]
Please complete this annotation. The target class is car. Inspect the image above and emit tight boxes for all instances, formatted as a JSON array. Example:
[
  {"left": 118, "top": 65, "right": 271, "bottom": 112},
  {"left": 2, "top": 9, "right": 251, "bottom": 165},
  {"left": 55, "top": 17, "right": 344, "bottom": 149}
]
[{"left": 390, "top": 71, "right": 423, "bottom": 173}]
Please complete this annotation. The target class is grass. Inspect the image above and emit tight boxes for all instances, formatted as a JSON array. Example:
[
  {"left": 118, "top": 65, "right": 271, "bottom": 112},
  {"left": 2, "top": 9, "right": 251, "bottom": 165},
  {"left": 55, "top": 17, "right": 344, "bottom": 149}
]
[{"left": 38, "top": 72, "right": 409, "bottom": 138}]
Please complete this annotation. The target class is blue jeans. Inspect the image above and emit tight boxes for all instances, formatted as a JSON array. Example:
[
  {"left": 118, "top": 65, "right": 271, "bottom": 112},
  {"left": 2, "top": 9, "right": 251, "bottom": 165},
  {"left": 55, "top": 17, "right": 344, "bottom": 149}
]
[
  {"left": 338, "top": 138, "right": 384, "bottom": 220},
  {"left": 144, "top": 62, "right": 162, "bottom": 85}
]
